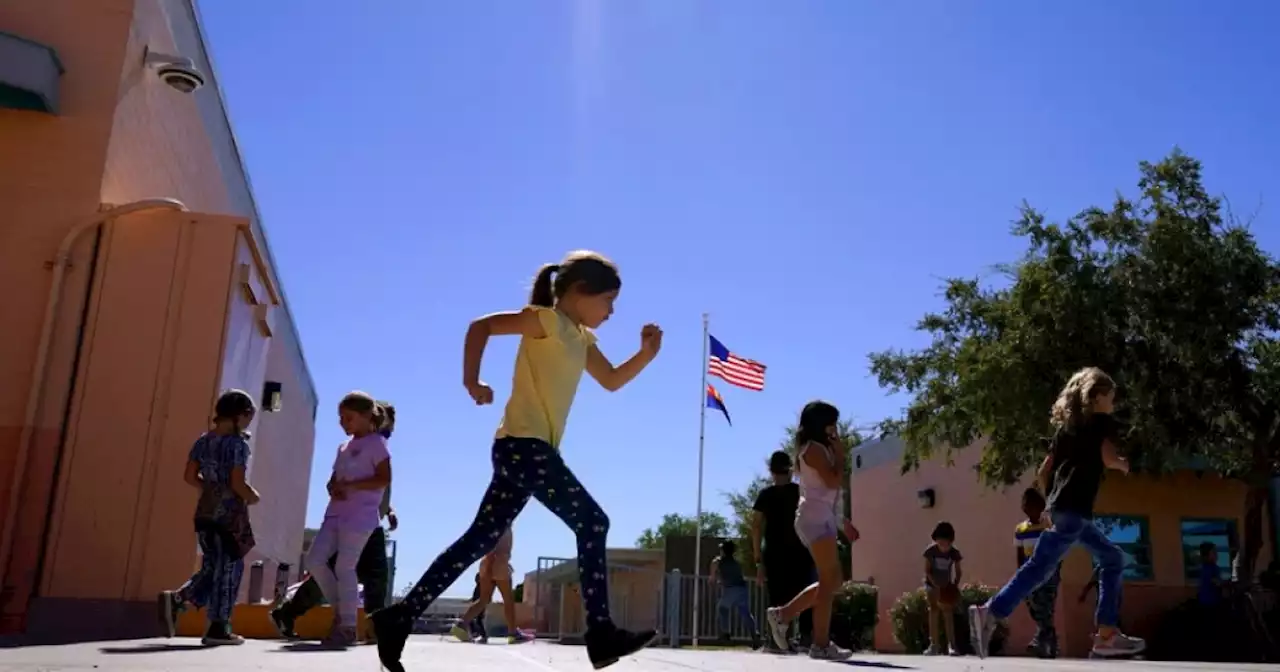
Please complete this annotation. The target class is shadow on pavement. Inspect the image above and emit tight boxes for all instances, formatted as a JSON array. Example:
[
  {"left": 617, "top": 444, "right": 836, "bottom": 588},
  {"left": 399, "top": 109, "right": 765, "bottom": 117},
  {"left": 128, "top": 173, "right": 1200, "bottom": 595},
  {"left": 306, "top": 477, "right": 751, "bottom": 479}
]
[
  {"left": 835, "top": 661, "right": 916, "bottom": 670},
  {"left": 99, "top": 643, "right": 209, "bottom": 654}
]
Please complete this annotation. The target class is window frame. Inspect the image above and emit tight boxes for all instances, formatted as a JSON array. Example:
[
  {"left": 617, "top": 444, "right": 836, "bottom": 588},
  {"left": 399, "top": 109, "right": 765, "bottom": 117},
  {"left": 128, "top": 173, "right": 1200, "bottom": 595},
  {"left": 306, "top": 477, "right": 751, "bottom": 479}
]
[
  {"left": 1179, "top": 517, "right": 1236, "bottom": 583},
  {"left": 1092, "top": 514, "right": 1155, "bottom": 582}
]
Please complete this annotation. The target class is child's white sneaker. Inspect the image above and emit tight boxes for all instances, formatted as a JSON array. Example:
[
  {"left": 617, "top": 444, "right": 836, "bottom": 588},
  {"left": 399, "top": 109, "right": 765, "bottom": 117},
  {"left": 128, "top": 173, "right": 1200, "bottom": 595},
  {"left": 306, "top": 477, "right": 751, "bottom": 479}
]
[{"left": 808, "top": 643, "right": 854, "bottom": 660}]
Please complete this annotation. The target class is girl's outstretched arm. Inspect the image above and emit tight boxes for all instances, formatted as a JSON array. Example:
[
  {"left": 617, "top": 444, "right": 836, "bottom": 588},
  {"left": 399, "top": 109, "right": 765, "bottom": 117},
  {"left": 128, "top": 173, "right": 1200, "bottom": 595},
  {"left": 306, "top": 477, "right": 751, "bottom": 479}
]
[
  {"left": 463, "top": 309, "right": 549, "bottom": 401},
  {"left": 584, "top": 324, "right": 662, "bottom": 391}
]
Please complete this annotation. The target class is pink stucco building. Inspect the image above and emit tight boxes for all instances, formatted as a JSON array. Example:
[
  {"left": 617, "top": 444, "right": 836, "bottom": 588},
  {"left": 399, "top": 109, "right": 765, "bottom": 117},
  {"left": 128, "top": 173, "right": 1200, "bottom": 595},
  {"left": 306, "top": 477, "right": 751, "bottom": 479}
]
[
  {"left": 0, "top": 0, "right": 317, "bottom": 639},
  {"left": 850, "top": 436, "right": 1273, "bottom": 658}
]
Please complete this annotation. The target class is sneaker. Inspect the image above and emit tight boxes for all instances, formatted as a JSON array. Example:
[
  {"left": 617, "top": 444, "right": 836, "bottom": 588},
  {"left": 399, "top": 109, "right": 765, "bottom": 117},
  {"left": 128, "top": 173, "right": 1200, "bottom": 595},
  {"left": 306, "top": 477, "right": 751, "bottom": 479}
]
[
  {"left": 1091, "top": 631, "right": 1145, "bottom": 658},
  {"left": 967, "top": 604, "right": 997, "bottom": 659},
  {"left": 508, "top": 629, "right": 535, "bottom": 644},
  {"left": 320, "top": 625, "right": 357, "bottom": 649},
  {"left": 450, "top": 624, "right": 472, "bottom": 642},
  {"left": 808, "top": 643, "right": 854, "bottom": 660},
  {"left": 923, "top": 645, "right": 939, "bottom": 656},
  {"left": 269, "top": 607, "right": 298, "bottom": 640},
  {"left": 201, "top": 623, "right": 245, "bottom": 646},
  {"left": 948, "top": 646, "right": 961, "bottom": 657},
  {"left": 764, "top": 608, "right": 789, "bottom": 651},
  {"left": 156, "top": 591, "right": 183, "bottom": 638},
  {"left": 370, "top": 603, "right": 413, "bottom": 672},
  {"left": 584, "top": 623, "right": 657, "bottom": 670}
]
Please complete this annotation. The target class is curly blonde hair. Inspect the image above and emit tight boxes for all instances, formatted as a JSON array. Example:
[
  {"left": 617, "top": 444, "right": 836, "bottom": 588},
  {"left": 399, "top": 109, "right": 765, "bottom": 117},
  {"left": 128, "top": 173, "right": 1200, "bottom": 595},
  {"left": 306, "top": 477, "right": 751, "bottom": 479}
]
[{"left": 1050, "top": 367, "right": 1115, "bottom": 430}]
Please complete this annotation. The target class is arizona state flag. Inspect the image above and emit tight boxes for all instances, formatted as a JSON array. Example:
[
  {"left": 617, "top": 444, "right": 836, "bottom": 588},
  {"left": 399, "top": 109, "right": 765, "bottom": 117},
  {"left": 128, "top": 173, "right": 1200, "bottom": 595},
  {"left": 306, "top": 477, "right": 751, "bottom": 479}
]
[{"left": 706, "top": 384, "right": 732, "bottom": 426}]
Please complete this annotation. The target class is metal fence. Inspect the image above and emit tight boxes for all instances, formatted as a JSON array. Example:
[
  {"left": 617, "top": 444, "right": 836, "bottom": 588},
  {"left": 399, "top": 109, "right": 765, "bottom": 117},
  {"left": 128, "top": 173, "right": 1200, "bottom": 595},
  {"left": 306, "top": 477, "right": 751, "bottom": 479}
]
[{"left": 531, "top": 556, "right": 863, "bottom": 647}]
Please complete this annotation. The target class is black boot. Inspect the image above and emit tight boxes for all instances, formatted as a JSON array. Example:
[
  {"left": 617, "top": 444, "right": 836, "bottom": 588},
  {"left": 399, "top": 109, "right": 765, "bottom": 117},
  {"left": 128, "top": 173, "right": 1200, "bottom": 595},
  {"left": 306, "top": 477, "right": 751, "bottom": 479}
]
[
  {"left": 584, "top": 623, "right": 657, "bottom": 669},
  {"left": 370, "top": 603, "right": 412, "bottom": 672}
]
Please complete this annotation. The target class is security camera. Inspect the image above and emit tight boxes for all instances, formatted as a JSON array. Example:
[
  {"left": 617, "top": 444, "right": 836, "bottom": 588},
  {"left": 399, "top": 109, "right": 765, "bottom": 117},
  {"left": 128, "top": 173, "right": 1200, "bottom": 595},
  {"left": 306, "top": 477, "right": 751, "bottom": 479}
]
[{"left": 143, "top": 47, "right": 205, "bottom": 93}]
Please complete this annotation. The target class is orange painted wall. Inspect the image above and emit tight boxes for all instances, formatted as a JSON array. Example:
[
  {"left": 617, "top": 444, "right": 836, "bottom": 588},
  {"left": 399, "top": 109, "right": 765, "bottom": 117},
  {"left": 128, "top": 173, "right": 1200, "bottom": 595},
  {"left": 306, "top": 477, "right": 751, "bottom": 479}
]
[
  {"left": 0, "top": 1, "right": 135, "bottom": 627},
  {"left": 0, "top": 0, "right": 317, "bottom": 634},
  {"left": 850, "top": 438, "right": 1271, "bottom": 657}
]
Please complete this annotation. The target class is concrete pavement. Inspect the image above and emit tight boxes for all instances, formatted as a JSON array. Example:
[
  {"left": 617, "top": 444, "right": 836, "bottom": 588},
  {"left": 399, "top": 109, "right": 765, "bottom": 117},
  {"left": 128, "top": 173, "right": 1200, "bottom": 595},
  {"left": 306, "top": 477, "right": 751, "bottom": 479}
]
[{"left": 0, "top": 637, "right": 1273, "bottom": 671}]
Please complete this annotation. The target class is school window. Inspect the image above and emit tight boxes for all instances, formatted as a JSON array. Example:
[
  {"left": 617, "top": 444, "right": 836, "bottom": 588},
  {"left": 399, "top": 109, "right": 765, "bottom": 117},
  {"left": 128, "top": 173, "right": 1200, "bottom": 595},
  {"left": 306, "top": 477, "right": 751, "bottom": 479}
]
[
  {"left": 1180, "top": 518, "right": 1236, "bottom": 582},
  {"left": 1093, "top": 516, "right": 1154, "bottom": 581}
]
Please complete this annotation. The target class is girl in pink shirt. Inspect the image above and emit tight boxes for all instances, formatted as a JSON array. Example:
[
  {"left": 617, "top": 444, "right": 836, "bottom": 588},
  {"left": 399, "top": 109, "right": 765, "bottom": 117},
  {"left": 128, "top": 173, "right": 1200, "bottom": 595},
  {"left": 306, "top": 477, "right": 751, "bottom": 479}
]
[{"left": 306, "top": 391, "right": 392, "bottom": 646}]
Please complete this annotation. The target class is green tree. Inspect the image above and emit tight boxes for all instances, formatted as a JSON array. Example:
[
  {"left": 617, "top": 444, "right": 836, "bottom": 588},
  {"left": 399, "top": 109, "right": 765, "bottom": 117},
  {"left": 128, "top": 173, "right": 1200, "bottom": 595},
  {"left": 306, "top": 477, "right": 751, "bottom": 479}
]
[
  {"left": 725, "top": 418, "right": 863, "bottom": 575},
  {"left": 512, "top": 582, "right": 524, "bottom": 603},
  {"left": 869, "top": 151, "right": 1280, "bottom": 580},
  {"left": 635, "top": 511, "right": 730, "bottom": 549}
]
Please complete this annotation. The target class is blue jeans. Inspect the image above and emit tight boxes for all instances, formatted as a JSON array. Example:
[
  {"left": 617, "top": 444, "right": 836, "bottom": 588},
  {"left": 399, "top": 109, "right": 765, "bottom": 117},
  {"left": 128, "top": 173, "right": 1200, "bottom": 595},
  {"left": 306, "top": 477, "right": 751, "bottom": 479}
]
[
  {"left": 716, "top": 586, "right": 756, "bottom": 634},
  {"left": 988, "top": 512, "right": 1123, "bottom": 628}
]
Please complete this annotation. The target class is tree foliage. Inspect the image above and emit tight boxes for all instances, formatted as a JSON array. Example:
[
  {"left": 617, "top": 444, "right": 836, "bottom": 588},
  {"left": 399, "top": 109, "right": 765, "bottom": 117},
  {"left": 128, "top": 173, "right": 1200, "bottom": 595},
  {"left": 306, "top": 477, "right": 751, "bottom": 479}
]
[
  {"left": 869, "top": 150, "right": 1280, "bottom": 577},
  {"left": 635, "top": 511, "right": 730, "bottom": 549}
]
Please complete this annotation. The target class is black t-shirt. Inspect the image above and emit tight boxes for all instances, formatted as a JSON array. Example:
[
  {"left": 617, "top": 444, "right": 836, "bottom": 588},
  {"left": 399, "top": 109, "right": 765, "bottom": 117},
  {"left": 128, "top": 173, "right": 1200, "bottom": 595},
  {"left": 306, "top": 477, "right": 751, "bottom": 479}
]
[
  {"left": 753, "top": 482, "right": 805, "bottom": 558},
  {"left": 1047, "top": 413, "right": 1118, "bottom": 518}
]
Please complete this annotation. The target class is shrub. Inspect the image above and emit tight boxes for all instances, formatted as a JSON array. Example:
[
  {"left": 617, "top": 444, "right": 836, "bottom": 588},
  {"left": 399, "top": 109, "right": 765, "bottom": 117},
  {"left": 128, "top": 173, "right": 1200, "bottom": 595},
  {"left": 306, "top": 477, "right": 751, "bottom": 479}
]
[
  {"left": 888, "top": 584, "right": 1007, "bottom": 655},
  {"left": 830, "top": 581, "right": 878, "bottom": 650}
]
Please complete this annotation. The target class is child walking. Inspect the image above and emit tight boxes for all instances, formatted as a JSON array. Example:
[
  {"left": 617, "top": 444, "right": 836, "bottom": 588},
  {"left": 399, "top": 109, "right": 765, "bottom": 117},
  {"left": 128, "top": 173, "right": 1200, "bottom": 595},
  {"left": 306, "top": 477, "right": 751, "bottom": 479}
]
[
  {"left": 764, "top": 401, "right": 858, "bottom": 661},
  {"left": 371, "top": 251, "right": 663, "bottom": 671},
  {"left": 751, "top": 450, "right": 815, "bottom": 651},
  {"left": 970, "top": 367, "right": 1145, "bottom": 659},
  {"left": 452, "top": 527, "right": 531, "bottom": 644},
  {"left": 158, "top": 389, "right": 261, "bottom": 645},
  {"left": 270, "top": 403, "right": 398, "bottom": 642},
  {"left": 1015, "top": 488, "right": 1059, "bottom": 658},
  {"left": 922, "top": 522, "right": 963, "bottom": 655},
  {"left": 306, "top": 391, "right": 393, "bottom": 647}
]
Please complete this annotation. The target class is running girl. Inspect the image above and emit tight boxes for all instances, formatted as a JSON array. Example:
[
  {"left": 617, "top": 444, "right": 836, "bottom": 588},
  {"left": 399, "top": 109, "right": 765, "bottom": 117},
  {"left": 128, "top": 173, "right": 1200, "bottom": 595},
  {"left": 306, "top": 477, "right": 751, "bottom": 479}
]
[
  {"left": 969, "top": 367, "right": 1145, "bottom": 659},
  {"left": 765, "top": 401, "right": 858, "bottom": 661},
  {"left": 306, "top": 392, "right": 392, "bottom": 647},
  {"left": 371, "top": 251, "right": 662, "bottom": 671},
  {"left": 158, "top": 389, "right": 261, "bottom": 646}
]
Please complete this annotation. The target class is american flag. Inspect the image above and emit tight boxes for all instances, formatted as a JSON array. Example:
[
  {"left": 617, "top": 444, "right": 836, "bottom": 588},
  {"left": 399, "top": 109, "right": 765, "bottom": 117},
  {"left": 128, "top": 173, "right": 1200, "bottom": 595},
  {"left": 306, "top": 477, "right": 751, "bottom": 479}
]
[{"left": 707, "top": 334, "right": 766, "bottom": 391}]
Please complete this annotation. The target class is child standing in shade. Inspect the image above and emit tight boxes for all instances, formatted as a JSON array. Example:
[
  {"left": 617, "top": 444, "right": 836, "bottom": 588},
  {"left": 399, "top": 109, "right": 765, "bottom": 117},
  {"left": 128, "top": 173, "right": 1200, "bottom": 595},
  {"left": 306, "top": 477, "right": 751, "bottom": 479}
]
[
  {"left": 970, "top": 367, "right": 1145, "bottom": 659},
  {"left": 158, "top": 389, "right": 261, "bottom": 646},
  {"left": 1015, "top": 488, "right": 1059, "bottom": 658},
  {"left": 371, "top": 251, "right": 663, "bottom": 671},
  {"left": 710, "top": 540, "right": 760, "bottom": 648},
  {"left": 306, "top": 392, "right": 392, "bottom": 647},
  {"left": 922, "top": 522, "right": 963, "bottom": 656}
]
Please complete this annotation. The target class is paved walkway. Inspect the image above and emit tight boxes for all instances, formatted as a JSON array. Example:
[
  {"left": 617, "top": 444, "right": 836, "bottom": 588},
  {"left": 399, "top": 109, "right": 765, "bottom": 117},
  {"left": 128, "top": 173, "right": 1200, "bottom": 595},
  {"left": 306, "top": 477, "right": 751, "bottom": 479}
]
[{"left": 0, "top": 637, "right": 1272, "bottom": 671}]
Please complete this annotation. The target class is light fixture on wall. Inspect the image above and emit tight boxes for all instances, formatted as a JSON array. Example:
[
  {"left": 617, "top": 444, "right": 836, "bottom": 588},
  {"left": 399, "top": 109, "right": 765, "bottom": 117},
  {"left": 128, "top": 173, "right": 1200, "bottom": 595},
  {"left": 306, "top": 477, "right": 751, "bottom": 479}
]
[
  {"left": 262, "top": 381, "right": 283, "bottom": 412},
  {"left": 917, "top": 488, "right": 936, "bottom": 509}
]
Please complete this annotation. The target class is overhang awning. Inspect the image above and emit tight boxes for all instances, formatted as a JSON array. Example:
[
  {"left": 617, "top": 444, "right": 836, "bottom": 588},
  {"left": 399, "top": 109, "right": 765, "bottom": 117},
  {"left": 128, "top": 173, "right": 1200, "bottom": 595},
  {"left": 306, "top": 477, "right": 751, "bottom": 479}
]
[{"left": 0, "top": 31, "right": 65, "bottom": 114}]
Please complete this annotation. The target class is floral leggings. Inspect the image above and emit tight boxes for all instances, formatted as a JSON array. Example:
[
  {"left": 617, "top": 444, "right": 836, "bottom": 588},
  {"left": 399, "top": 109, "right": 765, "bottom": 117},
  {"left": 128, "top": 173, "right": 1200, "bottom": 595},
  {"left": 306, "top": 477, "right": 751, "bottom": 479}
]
[
  {"left": 179, "top": 526, "right": 244, "bottom": 623},
  {"left": 398, "top": 437, "right": 612, "bottom": 626}
]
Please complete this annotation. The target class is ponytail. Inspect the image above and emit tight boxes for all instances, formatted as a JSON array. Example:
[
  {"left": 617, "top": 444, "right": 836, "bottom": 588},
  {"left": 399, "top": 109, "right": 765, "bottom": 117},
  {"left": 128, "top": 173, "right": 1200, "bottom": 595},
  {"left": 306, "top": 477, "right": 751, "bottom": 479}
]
[{"left": 529, "top": 263, "right": 560, "bottom": 307}]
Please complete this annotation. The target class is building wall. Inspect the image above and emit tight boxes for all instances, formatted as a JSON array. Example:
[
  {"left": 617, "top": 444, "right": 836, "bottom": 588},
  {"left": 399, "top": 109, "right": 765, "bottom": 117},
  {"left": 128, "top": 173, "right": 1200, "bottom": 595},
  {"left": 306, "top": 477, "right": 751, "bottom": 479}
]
[
  {"left": 0, "top": 0, "right": 317, "bottom": 635},
  {"left": 850, "top": 437, "right": 1271, "bottom": 657}
]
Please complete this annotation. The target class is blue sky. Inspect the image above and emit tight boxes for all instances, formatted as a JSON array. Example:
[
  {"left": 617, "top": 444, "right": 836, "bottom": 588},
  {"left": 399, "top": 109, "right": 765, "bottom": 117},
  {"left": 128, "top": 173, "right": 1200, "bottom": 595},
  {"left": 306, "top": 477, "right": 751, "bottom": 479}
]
[{"left": 198, "top": 1, "right": 1280, "bottom": 597}]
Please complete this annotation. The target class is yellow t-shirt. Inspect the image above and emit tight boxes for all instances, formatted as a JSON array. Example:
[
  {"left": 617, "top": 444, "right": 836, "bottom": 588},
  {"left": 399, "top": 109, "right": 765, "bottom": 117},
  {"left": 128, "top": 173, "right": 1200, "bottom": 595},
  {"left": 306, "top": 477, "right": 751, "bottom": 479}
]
[{"left": 496, "top": 307, "right": 596, "bottom": 448}]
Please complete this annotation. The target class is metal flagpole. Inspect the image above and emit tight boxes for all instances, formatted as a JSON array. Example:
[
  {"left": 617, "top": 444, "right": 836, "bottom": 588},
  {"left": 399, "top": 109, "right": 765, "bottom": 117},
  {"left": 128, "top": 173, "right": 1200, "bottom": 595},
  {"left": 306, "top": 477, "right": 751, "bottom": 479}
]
[{"left": 692, "top": 313, "right": 709, "bottom": 648}]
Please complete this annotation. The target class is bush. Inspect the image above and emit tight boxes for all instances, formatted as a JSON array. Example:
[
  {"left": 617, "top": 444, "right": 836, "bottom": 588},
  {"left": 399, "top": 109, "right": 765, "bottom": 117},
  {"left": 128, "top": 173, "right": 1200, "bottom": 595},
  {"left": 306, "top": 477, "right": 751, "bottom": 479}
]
[
  {"left": 1149, "top": 596, "right": 1280, "bottom": 663},
  {"left": 888, "top": 584, "right": 1007, "bottom": 655},
  {"left": 830, "top": 581, "right": 878, "bottom": 650}
]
